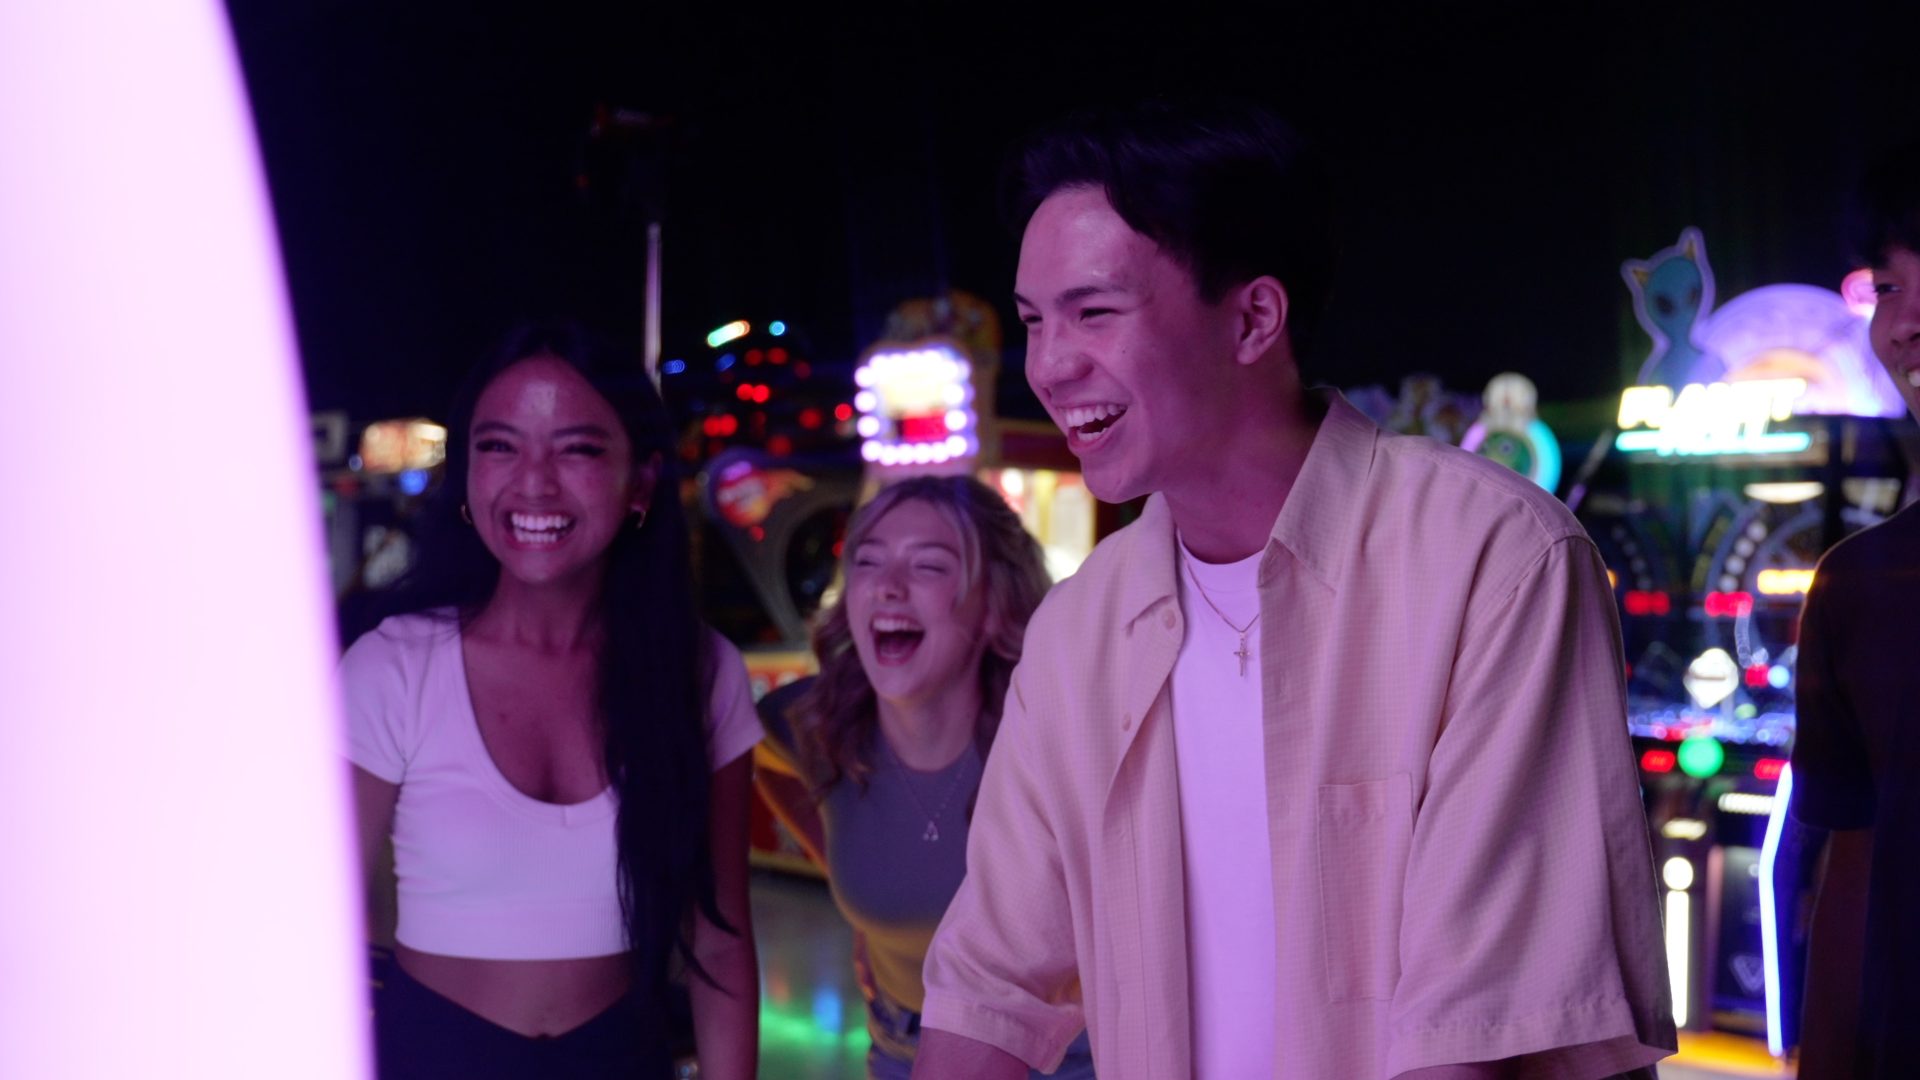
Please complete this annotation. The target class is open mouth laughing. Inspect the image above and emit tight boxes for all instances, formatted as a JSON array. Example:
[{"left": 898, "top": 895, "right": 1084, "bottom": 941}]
[
  {"left": 869, "top": 613, "right": 925, "bottom": 665},
  {"left": 1059, "top": 402, "right": 1128, "bottom": 448},
  {"left": 508, "top": 511, "right": 575, "bottom": 546}
]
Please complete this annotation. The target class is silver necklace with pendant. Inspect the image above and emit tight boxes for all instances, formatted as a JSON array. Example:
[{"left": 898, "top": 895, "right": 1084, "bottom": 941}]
[
  {"left": 1182, "top": 554, "right": 1261, "bottom": 677},
  {"left": 883, "top": 737, "right": 976, "bottom": 842}
]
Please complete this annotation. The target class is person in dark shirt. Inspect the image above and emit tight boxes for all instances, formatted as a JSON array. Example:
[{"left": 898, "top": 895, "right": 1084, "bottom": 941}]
[{"left": 1791, "top": 140, "right": 1920, "bottom": 1080}]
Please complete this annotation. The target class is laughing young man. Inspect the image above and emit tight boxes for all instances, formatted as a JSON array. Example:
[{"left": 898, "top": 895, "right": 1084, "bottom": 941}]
[
  {"left": 1790, "top": 140, "right": 1920, "bottom": 1080},
  {"left": 910, "top": 100, "right": 1675, "bottom": 1080}
]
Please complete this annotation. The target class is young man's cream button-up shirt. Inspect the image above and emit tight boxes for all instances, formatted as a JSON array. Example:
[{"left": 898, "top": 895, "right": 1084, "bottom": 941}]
[{"left": 921, "top": 393, "right": 1677, "bottom": 1080}]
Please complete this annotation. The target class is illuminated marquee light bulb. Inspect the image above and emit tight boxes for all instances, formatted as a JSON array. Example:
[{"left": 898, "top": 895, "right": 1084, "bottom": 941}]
[
  {"left": 854, "top": 390, "right": 878, "bottom": 414},
  {"left": 861, "top": 441, "right": 881, "bottom": 462},
  {"left": 945, "top": 409, "right": 968, "bottom": 431},
  {"left": 1662, "top": 856, "right": 1695, "bottom": 892},
  {"left": 856, "top": 416, "right": 881, "bottom": 438},
  {"left": 854, "top": 367, "right": 875, "bottom": 388},
  {"left": 945, "top": 435, "right": 967, "bottom": 456}
]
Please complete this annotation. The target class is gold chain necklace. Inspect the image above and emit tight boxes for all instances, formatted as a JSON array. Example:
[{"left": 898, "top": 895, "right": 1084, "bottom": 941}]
[{"left": 1182, "top": 554, "right": 1260, "bottom": 677}]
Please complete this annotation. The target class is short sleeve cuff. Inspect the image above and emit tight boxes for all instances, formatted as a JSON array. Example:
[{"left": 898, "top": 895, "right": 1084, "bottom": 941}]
[
  {"left": 1788, "top": 774, "right": 1875, "bottom": 831},
  {"left": 1386, "top": 995, "right": 1674, "bottom": 1078},
  {"left": 344, "top": 745, "right": 404, "bottom": 784},
  {"left": 919, "top": 992, "right": 1079, "bottom": 1073}
]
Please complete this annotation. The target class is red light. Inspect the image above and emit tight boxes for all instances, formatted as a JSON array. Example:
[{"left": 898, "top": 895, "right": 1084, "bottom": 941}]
[
  {"left": 795, "top": 361, "right": 811, "bottom": 378},
  {"left": 701, "top": 417, "right": 720, "bottom": 436},
  {"left": 1623, "top": 591, "right": 1671, "bottom": 617},
  {"left": 745, "top": 349, "right": 764, "bottom": 366},
  {"left": 1755, "top": 758, "right": 1787, "bottom": 782},
  {"left": 768, "top": 435, "right": 793, "bottom": 456},
  {"left": 1640, "top": 749, "right": 1676, "bottom": 774},
  {"left": 834, "top": 403, "right": 853, "bottom": 422},
  {"left": 900, "top": 415, "right": 946, "bottom": 441},
  {"left": 752, "top": 385, "right": 770, "bottom": 404},
  {"left": 769, "top": 347, "right": 788, "bottom": 364},
  {"left": 798, "top": 408, "right": 822, "bottom": 430},
  {"left": 749, "top": 525, "right": 766, "bottom": 542},
  {"left": 1744, "top": 664, "right": 1770, "bottom": 688},
  {"left": 1704, "top": 591, "right": 1754, "bottom": 618},
  {"left": 735, "top": 383, "right": 753, "bottom": 400}
]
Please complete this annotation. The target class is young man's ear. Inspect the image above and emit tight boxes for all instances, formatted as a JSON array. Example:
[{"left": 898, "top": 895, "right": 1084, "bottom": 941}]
[
  {"left": 1235, "top": 276, "right": 1291, "bottom": 366},
  {"left": 629, "top": 451, "right": 664, "bottom": 517}
]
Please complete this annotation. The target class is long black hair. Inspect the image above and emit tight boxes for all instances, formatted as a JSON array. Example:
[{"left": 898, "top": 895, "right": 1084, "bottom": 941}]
[{"left": 370, "top": 318, "right": 729, "bottom": 1012}]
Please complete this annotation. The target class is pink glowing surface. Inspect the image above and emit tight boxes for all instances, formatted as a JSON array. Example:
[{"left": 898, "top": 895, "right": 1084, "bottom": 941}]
[{"left": 0, "top": 3, "right": 368, "bottom": 1077}]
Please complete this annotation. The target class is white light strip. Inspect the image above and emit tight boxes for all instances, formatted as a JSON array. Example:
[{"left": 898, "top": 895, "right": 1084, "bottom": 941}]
[
  {"left": 1616, "top": 430, "right": 1814, "bottom": 456},
  {"left": 1661, "top": 818, "right": 1708, "bottom": 841},
  {"left": 1759, "top": 765, "right": 1793, "bottom": 1058},
  {"left": 1666, "top": 890, "right": 1691, "bottom": 1029},
  {"left": 1718, "top": 792, "right": 1777, "bottom": 816},
  {"left": 0, "top": 4, "right": 368, "bottom": 1078}
]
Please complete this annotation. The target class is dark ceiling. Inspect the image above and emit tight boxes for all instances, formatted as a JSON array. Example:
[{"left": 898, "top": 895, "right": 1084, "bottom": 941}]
[{"left": 228, "top": 1, "right": 1920, "bottom": 424}]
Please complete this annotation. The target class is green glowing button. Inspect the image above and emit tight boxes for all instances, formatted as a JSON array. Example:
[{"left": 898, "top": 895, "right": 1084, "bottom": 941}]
[{"left": 1677, "top": 735, "right": 1725, "bottom": 779}]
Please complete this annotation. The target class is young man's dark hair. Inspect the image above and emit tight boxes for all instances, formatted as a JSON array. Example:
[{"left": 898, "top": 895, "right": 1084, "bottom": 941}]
[
  {"left": 1002, "top": 97, "right": 1337, "bottom": 361},
  {"left": 1857, "top": 139, "right": 1920, "bottom": 265}
]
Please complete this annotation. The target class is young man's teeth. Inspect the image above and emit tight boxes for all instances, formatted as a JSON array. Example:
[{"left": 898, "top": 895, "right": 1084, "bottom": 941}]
[
  {"left": 872, "top": 615, "right": 922, "bottom": 633},
  {"left": 1062, "top": 403, "right": 1125, "bottom": 429}
]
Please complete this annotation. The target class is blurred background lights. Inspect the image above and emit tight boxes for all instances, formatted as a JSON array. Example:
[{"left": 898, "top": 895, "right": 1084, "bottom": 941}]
[
  {"left": 1662, "top": 856, "right": 1695, "bottom": 892},
  {"left": 1676, "top": 735, "right": 1726, "bottom": 779},
  {"left": 768, "top": 320, "right": 787, "bottom": 336},
  {"left": 706, "top": 319, "right": 750, "bottom": 348}
]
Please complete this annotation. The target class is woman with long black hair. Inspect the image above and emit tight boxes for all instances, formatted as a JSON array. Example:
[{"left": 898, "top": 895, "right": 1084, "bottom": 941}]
[{"left": 342, "top": 321, "right": 759, "bottom": 1078}]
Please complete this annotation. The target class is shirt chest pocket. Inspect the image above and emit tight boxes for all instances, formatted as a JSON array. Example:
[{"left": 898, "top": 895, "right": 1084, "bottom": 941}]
[{"left": 1314, "top": 774, "right": 1412, "bottom": 1002}]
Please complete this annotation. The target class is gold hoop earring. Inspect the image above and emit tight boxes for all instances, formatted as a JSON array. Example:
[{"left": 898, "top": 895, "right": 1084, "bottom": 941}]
[{"left": 459, "top": 504, "right": 473, "bottom": 526}]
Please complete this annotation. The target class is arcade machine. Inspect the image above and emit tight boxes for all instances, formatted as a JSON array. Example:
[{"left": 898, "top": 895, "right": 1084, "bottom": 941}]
[
  {"left": 319, "top": 414, "right": 447, "bottom": 640},
  {"left": 675, "top": 298, "right": 1102, "bottom": 874},
  {"left": 1574, "top": 229, "right": 1915, "bottom": 1057}
]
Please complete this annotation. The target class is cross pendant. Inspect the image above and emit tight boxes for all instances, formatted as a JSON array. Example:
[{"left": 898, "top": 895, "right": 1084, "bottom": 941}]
[
  {"left": 1234, "top": 634, "right": 1251, "bottom": 677},
  {"left": 923, "top": 821, "right": 940, "bottom": 842}
]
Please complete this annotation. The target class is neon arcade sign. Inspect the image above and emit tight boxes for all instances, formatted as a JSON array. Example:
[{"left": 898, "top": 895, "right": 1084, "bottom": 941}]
[
  {"left": 1614, "top": 378, "right": 1812, "bottom": 457},
  {"left": 854, "top": 342, "right": 978, "bottom": 468}
]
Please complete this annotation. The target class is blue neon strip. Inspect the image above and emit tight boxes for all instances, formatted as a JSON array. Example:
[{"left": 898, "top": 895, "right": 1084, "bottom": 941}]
[
  {"left": 1758, "top": 763, "right": 1793, "bottom": 1058},
  {"left": 1615, "top": 431, "right": 1814, "bottom": 457}
]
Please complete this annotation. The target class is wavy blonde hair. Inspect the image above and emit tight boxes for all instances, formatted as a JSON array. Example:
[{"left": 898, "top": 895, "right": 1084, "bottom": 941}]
[{"left": 795, "top": 475, "right": 1051, "bottom": 791}]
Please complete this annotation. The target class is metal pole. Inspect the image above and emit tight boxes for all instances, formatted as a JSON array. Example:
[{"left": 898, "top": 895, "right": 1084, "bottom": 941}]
[{"left": 644, "top": 220, "right": 662, "bottom": 387}]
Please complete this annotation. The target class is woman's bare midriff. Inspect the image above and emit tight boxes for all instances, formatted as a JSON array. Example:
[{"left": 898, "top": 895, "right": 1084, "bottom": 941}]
[{"left": 396, "top": 943, "right": 631, "bottom": 1037}]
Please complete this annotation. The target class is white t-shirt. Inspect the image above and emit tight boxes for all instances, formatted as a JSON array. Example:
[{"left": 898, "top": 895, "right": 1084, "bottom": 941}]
[
  {"left": 1170, "top": 539, "right": 1277, "bottom": 1077},
  {"left": 342, "top": 611, "right": 761, "bottom": 960}
]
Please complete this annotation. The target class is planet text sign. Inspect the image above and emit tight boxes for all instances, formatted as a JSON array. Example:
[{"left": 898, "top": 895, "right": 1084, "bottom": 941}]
[{"left": 1615, "top": 379, "right": 1811, "bottom": 457}]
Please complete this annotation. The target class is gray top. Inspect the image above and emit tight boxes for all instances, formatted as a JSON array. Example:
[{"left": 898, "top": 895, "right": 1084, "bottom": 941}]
[{"left": 758, "top": 679, "right": 980, "bottom": 1022}]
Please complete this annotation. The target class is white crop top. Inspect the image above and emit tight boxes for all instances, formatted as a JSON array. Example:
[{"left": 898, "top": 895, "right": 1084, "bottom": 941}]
[{"left": 341, "top": 612, "right": 761, "bottom": 961}]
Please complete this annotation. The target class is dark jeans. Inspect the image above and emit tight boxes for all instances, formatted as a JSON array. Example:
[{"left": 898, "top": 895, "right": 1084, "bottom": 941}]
[{"left": 372, "top": 954, "right": 668, "bottom": 1079}]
